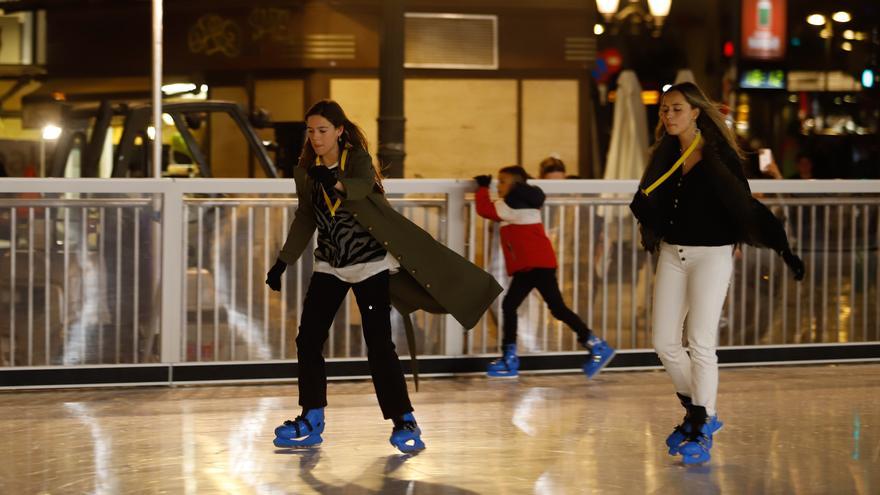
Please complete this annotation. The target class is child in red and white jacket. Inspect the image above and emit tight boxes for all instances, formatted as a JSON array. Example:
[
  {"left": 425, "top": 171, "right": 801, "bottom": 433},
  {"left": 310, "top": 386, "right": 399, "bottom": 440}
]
[{"left": 475, "top": 166, "right": 615, "bottom": 378}]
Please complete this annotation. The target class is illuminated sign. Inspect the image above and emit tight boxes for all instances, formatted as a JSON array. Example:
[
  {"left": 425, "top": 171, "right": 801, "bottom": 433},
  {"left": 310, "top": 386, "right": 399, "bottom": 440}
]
[
  {"left": 788, "top": 71, "right": 861, "bottom": 91},
  {"left": 741, "top": 0, "right": 787, "bottom": 60},
  {"left": 740, "top": 69, "right": 786, "bottom": 89}
]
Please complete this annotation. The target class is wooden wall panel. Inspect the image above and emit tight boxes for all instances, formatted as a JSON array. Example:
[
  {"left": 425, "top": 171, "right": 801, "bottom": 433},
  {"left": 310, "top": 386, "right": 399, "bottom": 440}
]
[
  {"left": 329, "top": 78, "right": 379, "bottom": 159},
  {"left": 209, "top": 86, "right": 251, "bottom": 177},
  {"left": 405, "top": 79, "right": 517, "bottom": 178},
  {"left": 521, "top": 80, "right": 579, "bottom": 177},
  {"left": 255, "top": 80, "right": 305, "bottom": 122}
]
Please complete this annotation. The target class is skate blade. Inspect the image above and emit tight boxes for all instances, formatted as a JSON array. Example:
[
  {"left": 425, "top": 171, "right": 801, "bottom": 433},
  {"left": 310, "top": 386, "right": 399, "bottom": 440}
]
[
  {"left": 274, "top": 435, "right": 323, "bottom": 448},
  {"left": 486, "top": 371, "right": 519, "bottom": 378},
  {"left": 391, "top": 438, "right": 426, "bottom": 454},
  {"left": 681, "top": 452, "right": 710, "bottom": 465}
]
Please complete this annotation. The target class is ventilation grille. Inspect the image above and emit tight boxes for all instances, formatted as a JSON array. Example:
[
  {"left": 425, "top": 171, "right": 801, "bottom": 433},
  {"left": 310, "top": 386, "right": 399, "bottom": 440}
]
[
  {"left": 564, "top": 36, "right": 597, "bottom": 63},
  {"left": 405, "top": 13, "right": 498, "bottom": 69},
  {"left": 282, "top": 34, "right": 356, "bottom": 60}
]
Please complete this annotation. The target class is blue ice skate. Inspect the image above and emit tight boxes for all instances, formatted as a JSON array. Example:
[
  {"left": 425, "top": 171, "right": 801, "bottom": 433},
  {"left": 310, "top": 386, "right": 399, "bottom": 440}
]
[
  {"left": 582, "top": 337, "right": 615, "bottom": 378},
  {"left": 389, "top": 412, "right": 426, "bottom": 454},
  {"left": 273, "top": 408, "right": 325, "bottom": 448},
  {"left": 667, "top": 415, "right": 723, "bottom": 455},
  {"left": 679, "top": 419, "right": 721, "bottom": 465},
  {"left": 487, "top": 344, "right": 519, "bottom": 377}
]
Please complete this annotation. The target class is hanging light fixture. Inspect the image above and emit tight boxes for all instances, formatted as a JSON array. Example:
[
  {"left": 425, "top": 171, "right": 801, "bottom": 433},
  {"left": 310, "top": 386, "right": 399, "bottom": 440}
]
[
  {"left": 806, "top": 14, "right": 826, "bottom": 26},
  {"left": 596, "top": 0, "right": 621, "bottom": 22},
  {"left": 831, "top": 11, "right": 851, "bottom": 23},
  {"left": 647, "top": 0, "right": 672, "bottom": 31},
  {"left": 595, "top": 0, "right": 672, "bottom": 36}
]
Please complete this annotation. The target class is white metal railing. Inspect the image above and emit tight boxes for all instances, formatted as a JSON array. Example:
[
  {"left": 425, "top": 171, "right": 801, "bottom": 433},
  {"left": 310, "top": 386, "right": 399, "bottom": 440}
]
[{"left": 1, "top": 178, "right": 879, "bottom": 370}]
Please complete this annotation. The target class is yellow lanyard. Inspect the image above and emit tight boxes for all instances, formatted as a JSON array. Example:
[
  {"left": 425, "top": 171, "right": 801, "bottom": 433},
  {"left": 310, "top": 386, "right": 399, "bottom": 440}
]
[
  {"left": 318, "top": 148, "right": 347, "bottom": 217},
  {"left": 641, "top": 133, "right": 701, "bottom": 196}
]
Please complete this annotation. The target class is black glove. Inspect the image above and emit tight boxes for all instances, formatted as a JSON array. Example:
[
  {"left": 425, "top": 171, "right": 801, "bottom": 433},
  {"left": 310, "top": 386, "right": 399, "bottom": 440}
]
[
  {"left": 473, "top": 175, "right": 492, "bottom": 187},
  {"left": 309, "top": 165, "right": 338, "bottom": 190},
  {"left": 265, "top": 258, "right": 287, "bottom": 291},
  {"left": 781, "top": 249, "right": 805, "bottom": 281},
  {"left": 639, "top": 224, "right": 660, "bottom": 253}
]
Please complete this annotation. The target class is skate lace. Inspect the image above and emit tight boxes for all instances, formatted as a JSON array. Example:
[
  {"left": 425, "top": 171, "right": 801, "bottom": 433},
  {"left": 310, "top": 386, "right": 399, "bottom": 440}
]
[
  {"left": 492, "top": 355, "right": 514, "bottom": 368},
  {"left": 393, "top": 420, "right": 418, "bottom": 433},
  {"left": 685, "top": 426, "right": 710, "bottom": 445},
  {"left": 282, "top": 415, "right": 314, "bottom": 437}
]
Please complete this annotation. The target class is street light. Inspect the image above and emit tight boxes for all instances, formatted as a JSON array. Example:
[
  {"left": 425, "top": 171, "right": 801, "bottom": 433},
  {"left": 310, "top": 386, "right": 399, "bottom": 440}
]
[
  {"left": 806, "top": 14, "right": 826, "bottom": 26},
  {"left": 39, "top": 124, "right": 62, "bottom": 177},
  {"left": 596, "top": 0, "right": 620, "bottom": 22},
  {"left": 42, "top": 125, "right": 62, "bottom": 140},
  {"left": 595, "top": 0, "right": 672, "bottom": 36},
  {"left": 647, "top": 0, "right": 672, "bottom": 32},
  {"left": 831, "top": 11, "right": 851, "bottom": 24},
  {"left": 805, "top": 11, "right": 853, "bottom": 91}
]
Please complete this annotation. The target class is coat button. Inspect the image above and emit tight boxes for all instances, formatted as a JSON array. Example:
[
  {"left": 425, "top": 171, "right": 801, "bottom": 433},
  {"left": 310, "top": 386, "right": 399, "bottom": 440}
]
[
  {"left": 411, "top": 269, "right": 417, "bottom": 274},
  {"left": 383, "top": 241, "right": 389, "bottom": 246},
  {"left": 368, "top": 226, "right": 373, "bottom": 231},
  {"left": 353, "top": 213, "right": 358, "bottom": 217},
  {"left": 426, "top": 283, "right": 431, "bottom": 289}
]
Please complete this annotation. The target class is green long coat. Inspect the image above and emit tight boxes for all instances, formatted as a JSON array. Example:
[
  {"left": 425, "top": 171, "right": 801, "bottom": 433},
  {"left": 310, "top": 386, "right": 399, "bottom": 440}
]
[{"left": 279, "top": 146, "right": 502, "bottom": 330}]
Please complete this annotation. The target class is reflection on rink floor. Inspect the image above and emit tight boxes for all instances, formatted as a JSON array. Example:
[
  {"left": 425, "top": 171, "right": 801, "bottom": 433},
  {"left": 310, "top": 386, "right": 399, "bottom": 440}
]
[{"left": 0, "top": 364, "right": 877, "bottom": 494}]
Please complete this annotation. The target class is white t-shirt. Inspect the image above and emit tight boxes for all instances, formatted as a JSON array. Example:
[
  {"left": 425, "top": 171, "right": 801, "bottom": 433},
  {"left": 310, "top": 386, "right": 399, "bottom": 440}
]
[{"left": 314, "top": 251, "right": 400, "bottom": 283}]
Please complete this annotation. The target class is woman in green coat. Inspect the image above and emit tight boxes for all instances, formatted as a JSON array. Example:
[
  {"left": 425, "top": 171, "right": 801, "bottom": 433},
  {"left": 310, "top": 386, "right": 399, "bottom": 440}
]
[{"left": 265, "top": 100, "right": 502, "bottom": 453}]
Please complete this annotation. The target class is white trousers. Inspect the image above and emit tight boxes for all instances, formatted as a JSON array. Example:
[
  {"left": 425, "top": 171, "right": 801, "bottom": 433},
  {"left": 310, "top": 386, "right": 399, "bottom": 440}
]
[{"left": 652, "top": 242, "right": 733, "bottom": 416}]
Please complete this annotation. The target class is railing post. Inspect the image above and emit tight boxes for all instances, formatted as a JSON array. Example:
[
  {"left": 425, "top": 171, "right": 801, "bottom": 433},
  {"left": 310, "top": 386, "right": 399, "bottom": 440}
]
[
  {"left": 444, "top": 183, "right": 467, "bottom": 356},
  {"left": 160, "top": 181, "right": 184, "bottom": 364}
]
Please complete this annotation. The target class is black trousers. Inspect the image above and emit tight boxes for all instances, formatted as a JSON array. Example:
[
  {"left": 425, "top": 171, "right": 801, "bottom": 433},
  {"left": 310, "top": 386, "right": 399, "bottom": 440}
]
[
  {"left": 502, "top": 268, "right": 592, "bottom": 347},
  {"left": 296, "top": 270, "right": 413, "bottom": 419}
]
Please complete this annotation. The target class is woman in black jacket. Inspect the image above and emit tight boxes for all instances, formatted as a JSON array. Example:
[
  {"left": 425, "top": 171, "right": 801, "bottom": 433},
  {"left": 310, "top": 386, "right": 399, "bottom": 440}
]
[{"left": 630, "top": 82, "right": 805, "bottom": 465}]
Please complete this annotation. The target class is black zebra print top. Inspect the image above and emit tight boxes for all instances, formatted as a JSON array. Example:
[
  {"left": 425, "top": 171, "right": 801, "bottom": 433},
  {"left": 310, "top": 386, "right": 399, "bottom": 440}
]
[{"left": 311, "top": 165, "right": 387, "bottom": 268}]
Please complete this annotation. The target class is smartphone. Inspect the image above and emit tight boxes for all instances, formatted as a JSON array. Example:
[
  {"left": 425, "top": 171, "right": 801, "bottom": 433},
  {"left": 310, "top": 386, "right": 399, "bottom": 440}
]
[{"left": 758, "top": 148, "right": 773, "bottom": 173}]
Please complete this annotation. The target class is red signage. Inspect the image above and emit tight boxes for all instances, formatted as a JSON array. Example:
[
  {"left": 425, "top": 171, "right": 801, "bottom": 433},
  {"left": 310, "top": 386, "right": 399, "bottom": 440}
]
[{"left": 741, "top": 0, "right": 787, "bottom": 60}]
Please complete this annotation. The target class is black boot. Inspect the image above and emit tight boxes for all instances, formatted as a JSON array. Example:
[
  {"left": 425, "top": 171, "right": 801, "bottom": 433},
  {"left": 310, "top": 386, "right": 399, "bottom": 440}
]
[
  {"left": 665, "top": 393, "right": 694, "bottom": 455},
  {"left": 679, "top": 405, "right": 714, "bottom": 464}
]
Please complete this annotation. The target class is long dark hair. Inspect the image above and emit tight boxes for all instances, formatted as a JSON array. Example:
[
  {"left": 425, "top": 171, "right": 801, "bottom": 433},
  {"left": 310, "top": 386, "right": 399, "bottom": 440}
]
[
  {"left": 641, "top": 82, "right": 744, "bottom": 187},
  {"left": 299, "top": 99, "right": 371, "bottom": 168}
]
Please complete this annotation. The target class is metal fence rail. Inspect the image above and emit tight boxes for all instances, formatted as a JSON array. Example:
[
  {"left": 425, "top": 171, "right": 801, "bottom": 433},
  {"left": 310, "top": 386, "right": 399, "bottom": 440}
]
[
  {"left": 0, "top": 196, "right": 158, "bottom": 367},
  {"left": 179, "top": 196, "right": 448, "bottom": 362},
  {"left": 1, "top": 178, "right": 878, "bottom": 384},
  {"left": 465, "top": 195, "right": 880, "bottom": 355}
]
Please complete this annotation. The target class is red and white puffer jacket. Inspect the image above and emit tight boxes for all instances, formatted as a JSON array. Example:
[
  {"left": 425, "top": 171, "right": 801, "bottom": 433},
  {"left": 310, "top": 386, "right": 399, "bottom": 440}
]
[{"left": 475, "top": 183, "right": 558, "bottom": 275}]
